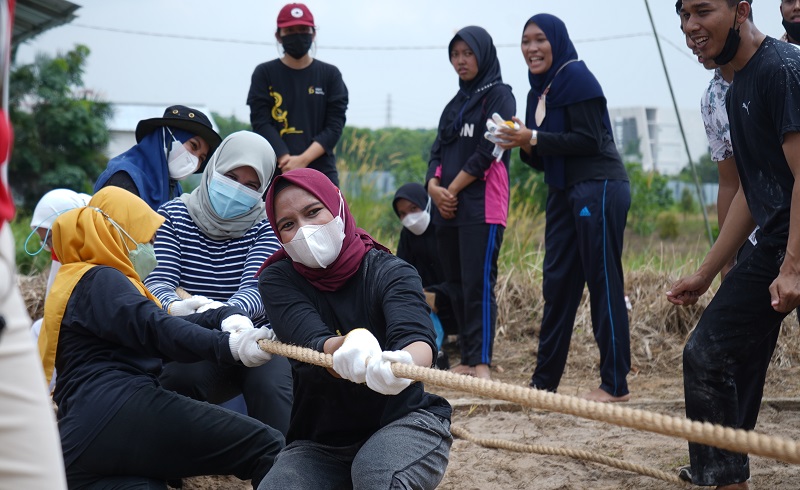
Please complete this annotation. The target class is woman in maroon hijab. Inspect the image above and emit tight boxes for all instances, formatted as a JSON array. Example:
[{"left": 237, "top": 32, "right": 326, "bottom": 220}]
[{"left": 256, "top": 168, "right": 451, "bottom": 489}]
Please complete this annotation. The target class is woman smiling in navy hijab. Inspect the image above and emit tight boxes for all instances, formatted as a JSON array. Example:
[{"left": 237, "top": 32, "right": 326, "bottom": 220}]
[{"left": 497, "top": 14, "right": 631, "bottom": 403}]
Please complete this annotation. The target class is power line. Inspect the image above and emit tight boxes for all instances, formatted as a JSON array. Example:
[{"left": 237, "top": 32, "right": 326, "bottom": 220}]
[{"left": 70, "top": 23, "right": 690, "bottom": 57}]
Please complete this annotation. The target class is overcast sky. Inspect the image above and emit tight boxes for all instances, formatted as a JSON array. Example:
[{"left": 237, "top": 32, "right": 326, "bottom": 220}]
[{"left": 13, "top": 0, "right": 790, "bottom": 129}]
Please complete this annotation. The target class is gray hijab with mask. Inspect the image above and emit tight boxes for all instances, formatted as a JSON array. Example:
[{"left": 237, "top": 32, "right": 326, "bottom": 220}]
[{"left": 181, "top": 130, "right": 276, "bottom": 240}]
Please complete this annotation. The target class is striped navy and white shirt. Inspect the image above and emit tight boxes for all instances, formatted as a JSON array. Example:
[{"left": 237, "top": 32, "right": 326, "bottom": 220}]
[{"left": 145, "top": 199, "right": 280, "bottom": 326}]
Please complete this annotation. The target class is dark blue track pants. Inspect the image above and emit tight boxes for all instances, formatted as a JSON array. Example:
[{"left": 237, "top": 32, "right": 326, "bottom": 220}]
[{"left": 531, "top": 179, "right": 631, "bottom": 397}]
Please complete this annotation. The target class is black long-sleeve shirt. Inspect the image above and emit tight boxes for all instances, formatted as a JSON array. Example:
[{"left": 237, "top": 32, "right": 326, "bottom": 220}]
[
  {"left": 54, "top": 266, "right": 243, "bottom": 466},
  {"left": 521, "top": 97, "right": 628, "bottom": 188},
  {"left": 259, "top": 249, "right": 451, "bottom": 447},
  {"left": 247, "top": 59, "right": 348, "bottom": 185},
  {"left": 427, "top": 85, "right": 516, "bottom": 227}
]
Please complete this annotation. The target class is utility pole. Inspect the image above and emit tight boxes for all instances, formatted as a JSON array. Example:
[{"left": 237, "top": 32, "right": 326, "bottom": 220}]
[{"left": 643, "top": 0, "right": 714, "bottom": 247}]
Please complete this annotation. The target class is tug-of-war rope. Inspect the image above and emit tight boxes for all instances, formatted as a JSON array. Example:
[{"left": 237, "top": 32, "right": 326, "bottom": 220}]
[{"left": 258, "top": 339, "right": 800, "bottom": 485}]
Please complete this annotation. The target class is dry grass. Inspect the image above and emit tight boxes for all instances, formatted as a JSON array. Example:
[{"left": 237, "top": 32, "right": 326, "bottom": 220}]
[
  {"left": 20, "top": 256, "right": 800, "bottom": 489},
  {"left": 18, "top": 270, "right": 48, "bottom": 320},
  {"left": 484, "top": 262, "right": 800, "bottom": 396},
  {"left": 19, "top": 249, "right": 800, "bottom": 394}
]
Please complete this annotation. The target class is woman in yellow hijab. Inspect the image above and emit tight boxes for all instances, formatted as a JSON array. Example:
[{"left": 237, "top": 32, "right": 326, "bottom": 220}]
[{"left": 41, "top": 186, "right": 283, "bottom": 489}]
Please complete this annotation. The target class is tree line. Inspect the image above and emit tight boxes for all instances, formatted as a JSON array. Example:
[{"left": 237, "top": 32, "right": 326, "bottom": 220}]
[{"left": 9, "top": 45, "right": 680, "bottom": 239}]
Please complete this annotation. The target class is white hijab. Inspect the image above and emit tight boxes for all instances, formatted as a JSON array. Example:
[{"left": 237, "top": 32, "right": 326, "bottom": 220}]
[
  {"left": 181, "top": 131, "right": 276, "bottom": 240},
  {"left": 30, "top": 189, "right": 91, "bottom": 230}
]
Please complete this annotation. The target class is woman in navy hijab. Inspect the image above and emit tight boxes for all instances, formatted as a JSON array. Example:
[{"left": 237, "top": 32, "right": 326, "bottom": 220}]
[
  {"left": 95, "top": 105, "right": 222, "bottom": 210},
  {"left": 497, "top": 14, "right": 632, "bottom": 402},
  {"left": 426, "top": 26, "right": 515, "bottom": 380}
]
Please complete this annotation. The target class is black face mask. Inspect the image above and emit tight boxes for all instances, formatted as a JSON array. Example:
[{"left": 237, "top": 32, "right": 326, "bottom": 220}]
[
  {"left": 281, "top": 33, "right": 313, "bottom": 59},
  {"left": 713, "top": 10, "right": 741, "bottom": 65},
  {"left": 783, "top": 19, "right": 800, "bottom": 44}
]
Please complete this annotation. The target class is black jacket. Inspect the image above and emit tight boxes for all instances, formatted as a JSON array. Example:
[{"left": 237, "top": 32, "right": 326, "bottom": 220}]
[{"left": 54, "top": 266, "right": 243, "bottom": 466}]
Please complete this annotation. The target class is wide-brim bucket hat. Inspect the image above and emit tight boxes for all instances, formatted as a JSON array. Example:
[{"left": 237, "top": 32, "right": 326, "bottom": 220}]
[{"left": 135, "top": 105, "right": 223, "bottom": 173}]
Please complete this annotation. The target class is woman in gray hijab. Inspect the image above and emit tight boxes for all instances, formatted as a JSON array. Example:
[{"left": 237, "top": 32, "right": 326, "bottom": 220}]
[{"left": 144, "top": 130, "right": 292, "bottom": 436}]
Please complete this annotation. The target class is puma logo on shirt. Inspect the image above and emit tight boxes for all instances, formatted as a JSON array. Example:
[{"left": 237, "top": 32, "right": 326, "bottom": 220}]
[{"left": 742, "top": 101, "right": 751, "bottom": 115}]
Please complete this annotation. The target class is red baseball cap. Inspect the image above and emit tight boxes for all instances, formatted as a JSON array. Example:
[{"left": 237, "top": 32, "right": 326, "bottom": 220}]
[{"left": 277, "top": 3, "right": 315, "bottom": 28}]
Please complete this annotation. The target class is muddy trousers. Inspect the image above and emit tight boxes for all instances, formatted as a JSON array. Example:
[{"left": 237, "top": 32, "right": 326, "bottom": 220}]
[
  {"left": 530, "top": 180, "right": 631, "bottom": 397},
  {"left": 436, "top": 224, "right": 504, "bottom": 366},
  {"left": 684, "top": 234, "right": 786, "bottom": 486}
]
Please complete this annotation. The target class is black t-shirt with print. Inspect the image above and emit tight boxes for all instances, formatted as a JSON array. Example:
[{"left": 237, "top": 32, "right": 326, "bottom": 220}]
[
  {"left": 726, "top": 37, "right": 800, "bottom": 237},
  {"left": 247, "top": 59, "right": 348, "bottom": 185}
]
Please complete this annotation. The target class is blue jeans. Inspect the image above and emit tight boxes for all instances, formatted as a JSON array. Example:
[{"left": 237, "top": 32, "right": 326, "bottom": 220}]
[{"left": 258, "top": 409, "right": 452, "bottom": 490}]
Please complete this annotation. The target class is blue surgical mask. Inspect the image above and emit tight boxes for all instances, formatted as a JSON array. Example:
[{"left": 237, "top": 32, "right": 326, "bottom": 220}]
[{"left": 208, "top": 171, "right": 262, "bottom": 219}]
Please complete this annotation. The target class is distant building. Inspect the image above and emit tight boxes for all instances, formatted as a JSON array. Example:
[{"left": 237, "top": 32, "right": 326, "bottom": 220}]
[
  {"left": 609, "top": 106, "right": 709, "bottom": 176},
  {"left": 105, "top": 103, "right": 220, "bottom": 158},
  {"left": 12, "top": 0, "right": 79, "bottom": 47}
]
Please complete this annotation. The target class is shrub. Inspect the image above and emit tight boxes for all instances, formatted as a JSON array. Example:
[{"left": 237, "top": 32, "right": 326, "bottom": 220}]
[{"left": 657, "top": 212, "right": 680, "bottom": 240}]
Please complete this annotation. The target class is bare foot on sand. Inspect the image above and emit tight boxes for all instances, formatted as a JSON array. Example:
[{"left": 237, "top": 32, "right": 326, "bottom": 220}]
[
  {"left": 474, "top": 364, "right": 491, "bottom": 380},
  {"left": 451, "top": 364, "right": 476, "bottom": 376},
  {"left": 580, "top": 388, "right": 631, "bottom": 403}
]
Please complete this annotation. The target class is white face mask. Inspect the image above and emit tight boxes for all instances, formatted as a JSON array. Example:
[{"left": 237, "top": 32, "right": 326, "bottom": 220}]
[
  {"left": 166, "top": 129, "right": 200, "bottom": 180},
  {"left": 401, "top": 197, "right": 431, "bottom": 236},
  {"left": 282, "top": 193, "right": 346, "bottom": 269}
]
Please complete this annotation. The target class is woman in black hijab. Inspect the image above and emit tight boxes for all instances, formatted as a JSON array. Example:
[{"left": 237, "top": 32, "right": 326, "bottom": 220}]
[
  {"left": 393, "top": 182, "right": 459, "bottom": 369},
  {"left": 426, "top": 26, "right": 515, "bottom": 379}
]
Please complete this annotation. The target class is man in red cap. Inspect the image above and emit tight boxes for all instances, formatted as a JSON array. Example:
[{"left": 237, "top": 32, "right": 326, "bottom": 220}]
[{"left": 247, "top": 3, "right": 349, "bottom": 186}]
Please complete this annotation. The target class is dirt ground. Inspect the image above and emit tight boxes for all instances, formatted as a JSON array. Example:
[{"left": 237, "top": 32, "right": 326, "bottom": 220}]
[
  {"left": 19, "top": 270, "right": 800, "bottom": 489},
  {"left": 183, "top": 325, "right": 800, "bottom": 490}
]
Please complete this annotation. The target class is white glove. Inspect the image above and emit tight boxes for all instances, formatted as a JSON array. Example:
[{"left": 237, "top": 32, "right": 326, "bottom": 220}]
[
  {"left": 365, "top": 350, "right": 414, "bottom": 395},
  {"left": 484, "top": 113, "right": 519, "bottom": 159},
  {"left": 332, "top": 328, "right": 381, "bottom": 384},
  {"left": 196, "top": 300, "right": 227, "bottom": 313},
  {"left": 220, "top": 314, "right": 255, "bottom": 333},
  {"left": 229, "top": 327, "right": 274, "bottom": 367},
  {"left": 168, "top": 295, "right": 213, "bottom": 316}
]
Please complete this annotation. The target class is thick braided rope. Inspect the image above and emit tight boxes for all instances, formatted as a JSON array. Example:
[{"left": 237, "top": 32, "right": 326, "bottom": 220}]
[
  {"left": 448, "top": 425, "right": 687, "bottom": 485},
  {"left": 258, "top": 339, "right": 800, "bottom": 465}
]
